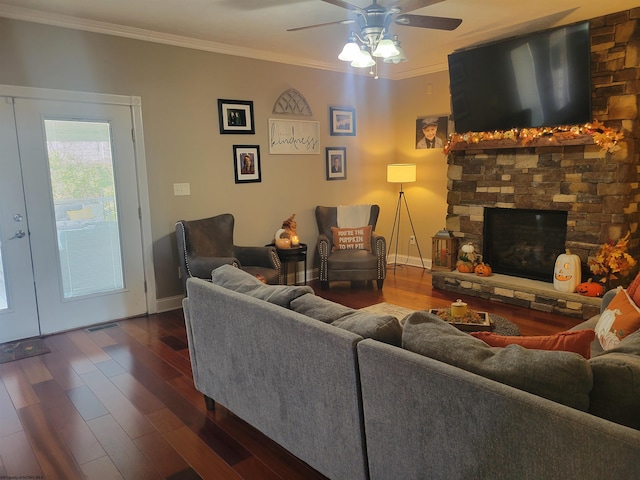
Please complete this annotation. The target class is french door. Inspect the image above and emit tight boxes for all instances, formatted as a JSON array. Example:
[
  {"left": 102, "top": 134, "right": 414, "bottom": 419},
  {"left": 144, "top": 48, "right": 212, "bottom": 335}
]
[{"left": 0, "top": 89, "right": 150, "bottom": 343}]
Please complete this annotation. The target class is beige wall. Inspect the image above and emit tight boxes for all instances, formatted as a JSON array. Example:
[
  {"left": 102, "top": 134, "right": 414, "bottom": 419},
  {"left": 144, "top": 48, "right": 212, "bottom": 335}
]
[{"left": 0, "top": 18, "right": 450, "bottom": 304}]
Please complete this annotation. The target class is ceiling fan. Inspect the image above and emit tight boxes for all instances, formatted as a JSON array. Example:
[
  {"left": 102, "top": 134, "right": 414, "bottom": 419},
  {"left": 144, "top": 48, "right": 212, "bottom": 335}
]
[{"left": 288, "top": 0, "right": 462, "bottom": 69}]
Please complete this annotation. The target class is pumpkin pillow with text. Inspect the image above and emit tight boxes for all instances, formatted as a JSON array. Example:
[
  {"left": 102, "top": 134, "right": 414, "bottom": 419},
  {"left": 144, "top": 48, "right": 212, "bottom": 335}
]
[
  {"left": 594, "top": 288, "right": 640, "bottom": 350},
  {"left": 470, "top": 329, "right": 596, "bottom": 359},
  {"left": 331, "top": 225, "right": 372, "bottom": 252}
]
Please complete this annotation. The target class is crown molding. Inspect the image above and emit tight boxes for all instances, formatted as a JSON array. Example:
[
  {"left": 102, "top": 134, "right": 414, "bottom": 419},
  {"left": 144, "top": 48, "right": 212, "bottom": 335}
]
[{"left": 0, "top": 4, "right": 445, "bottom": 81}]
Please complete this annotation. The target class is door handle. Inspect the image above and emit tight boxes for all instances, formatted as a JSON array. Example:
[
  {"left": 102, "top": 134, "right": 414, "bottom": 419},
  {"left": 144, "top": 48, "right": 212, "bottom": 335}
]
[{"left": 8, "top": 230, "right": 26, "bottom": 240}]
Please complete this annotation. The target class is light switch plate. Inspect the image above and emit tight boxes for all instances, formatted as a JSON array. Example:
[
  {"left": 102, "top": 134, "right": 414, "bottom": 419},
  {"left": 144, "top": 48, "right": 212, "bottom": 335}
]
[{"left": 173, "top": 183, "right": 190, "bottom": 196}]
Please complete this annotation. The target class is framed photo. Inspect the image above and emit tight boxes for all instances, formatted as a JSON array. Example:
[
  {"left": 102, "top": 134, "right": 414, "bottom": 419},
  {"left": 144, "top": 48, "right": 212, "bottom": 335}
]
[
  {"left": 218, "top": 99, "right": 255, "bottom": 134},
  {"left": 329, "top": 106, "right": 356, "bottom": 136},
  {"left": 326, "top": 147, "right": 346, "bottom": 180},
  {"left": 233, "top": 145, "right": 261, "bottom": 183},
  {"left": 415, "top": 115, "right": 448, "bottom": 149}
]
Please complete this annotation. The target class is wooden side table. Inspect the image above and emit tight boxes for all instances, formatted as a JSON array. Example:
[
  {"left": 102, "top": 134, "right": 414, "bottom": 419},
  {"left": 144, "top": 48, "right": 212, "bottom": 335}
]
[{"left": 267, "top": 243, "right": 307, "bottom": 285}]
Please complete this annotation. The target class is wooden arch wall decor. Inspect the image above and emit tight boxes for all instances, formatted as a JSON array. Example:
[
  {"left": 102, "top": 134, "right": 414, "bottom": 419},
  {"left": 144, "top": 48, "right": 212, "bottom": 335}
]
[{"left": 272, "top": 88, "right": 312, "bottom": 116}]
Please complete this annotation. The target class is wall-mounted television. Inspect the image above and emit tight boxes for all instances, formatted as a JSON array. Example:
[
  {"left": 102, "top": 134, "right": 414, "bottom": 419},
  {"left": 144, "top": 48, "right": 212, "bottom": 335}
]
[{"left": 448, "top": 21, "right": 592, "bottom": 133}]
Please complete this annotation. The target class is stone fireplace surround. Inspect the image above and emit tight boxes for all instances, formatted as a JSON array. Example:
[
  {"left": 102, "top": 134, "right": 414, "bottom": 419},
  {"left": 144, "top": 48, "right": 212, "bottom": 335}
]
[{"left": 432, "top": 8, "right": 640, "bottom": 320}]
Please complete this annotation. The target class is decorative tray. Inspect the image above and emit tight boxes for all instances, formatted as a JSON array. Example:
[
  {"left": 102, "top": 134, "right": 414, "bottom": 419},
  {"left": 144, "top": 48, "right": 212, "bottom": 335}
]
[{"left": 428, "top": 308, "right": 492, "bottom": 332}]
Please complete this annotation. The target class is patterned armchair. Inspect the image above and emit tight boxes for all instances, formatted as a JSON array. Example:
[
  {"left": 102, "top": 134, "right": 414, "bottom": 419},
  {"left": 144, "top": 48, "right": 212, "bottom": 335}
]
[
  {"left": 315, "top": 205, "right": 386, "bottom": 290},
  {"left": 176, "top": 213, "right": 281, "bottom": 289}
]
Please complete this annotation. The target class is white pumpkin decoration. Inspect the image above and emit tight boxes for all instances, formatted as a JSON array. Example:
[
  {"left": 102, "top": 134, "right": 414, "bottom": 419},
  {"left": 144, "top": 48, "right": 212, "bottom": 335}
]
[
  {"left": 553, "top": 249, "right": 582, "bottom": 293},
  {"left": 461, "top": 243, "right": 475, "bottom": 254}
]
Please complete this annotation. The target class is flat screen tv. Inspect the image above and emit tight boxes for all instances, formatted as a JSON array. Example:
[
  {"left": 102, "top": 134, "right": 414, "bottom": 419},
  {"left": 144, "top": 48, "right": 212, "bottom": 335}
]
[{"left": 448, "top": 21, "right": 591, "bottom": 133}]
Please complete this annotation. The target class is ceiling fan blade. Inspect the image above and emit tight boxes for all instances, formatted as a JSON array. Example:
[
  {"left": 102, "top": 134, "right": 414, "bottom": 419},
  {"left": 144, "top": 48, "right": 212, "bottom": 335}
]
[
  {"left": 287, "top": 19, "right": 355, "bottom": 32},
  {"left": 395, "top": 14, "right": 462, "bottom": 31},
  {"left": 389, "top": 0, "right": 445, "bottom": 14},
  {"left": 321, "top": 0, "right": 364, "bottom": 13}
]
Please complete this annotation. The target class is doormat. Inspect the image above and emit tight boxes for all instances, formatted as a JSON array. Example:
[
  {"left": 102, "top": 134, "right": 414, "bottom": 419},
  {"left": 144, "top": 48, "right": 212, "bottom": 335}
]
[{"left": 0, "top": 338, "right": 51, "bottom": 364}]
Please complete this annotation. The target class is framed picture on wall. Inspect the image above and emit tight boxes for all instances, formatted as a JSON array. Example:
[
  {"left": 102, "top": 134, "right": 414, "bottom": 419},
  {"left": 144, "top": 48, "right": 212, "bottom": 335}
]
[
  {"left": 218, "top": 99, "right": 255, "bottom": 134},
  {"left": 329, "top": 106, "right": 356, "bottom": 136},
  {"left": 326, "top": 147, "right": 346, "bottom": 180},
  {"left": 415, "top": 115, "right": 448, "bottom": 149},
  {"left": 233, "top": 145, "right": 261, "bottom": 183}
]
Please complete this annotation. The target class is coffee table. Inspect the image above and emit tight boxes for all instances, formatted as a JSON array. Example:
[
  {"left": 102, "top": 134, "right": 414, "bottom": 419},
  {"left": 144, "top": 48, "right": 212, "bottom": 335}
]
[{"left": 428, "top": 308, "right": 521, "bottom": 336}]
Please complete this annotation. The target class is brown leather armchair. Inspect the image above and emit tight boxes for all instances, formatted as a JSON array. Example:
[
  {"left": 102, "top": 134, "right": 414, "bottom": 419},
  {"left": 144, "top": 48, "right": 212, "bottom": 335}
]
[
  {"left": 315, "top": 205, "right": 386, "bottom": 290},
  {"left": 176, "top": 214, "right": 282, "bottom": 288}
]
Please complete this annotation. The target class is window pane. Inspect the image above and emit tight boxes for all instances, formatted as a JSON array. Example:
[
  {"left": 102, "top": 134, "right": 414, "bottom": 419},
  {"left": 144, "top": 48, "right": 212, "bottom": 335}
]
[{"left": 45, "top": 120, "right": 124, "bottom": 298}]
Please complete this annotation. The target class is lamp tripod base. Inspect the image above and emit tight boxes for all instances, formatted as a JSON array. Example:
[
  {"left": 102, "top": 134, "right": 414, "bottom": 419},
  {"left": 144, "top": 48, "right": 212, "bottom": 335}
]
[{"left": 387, "top": 188, "right": 425, "bottom": 273}]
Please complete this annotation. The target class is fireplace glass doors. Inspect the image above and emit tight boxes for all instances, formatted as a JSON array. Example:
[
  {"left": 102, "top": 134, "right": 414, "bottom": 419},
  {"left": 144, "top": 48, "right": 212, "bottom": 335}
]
[{"left": 482, "top": 208, "right": 568, "bottom": 282}]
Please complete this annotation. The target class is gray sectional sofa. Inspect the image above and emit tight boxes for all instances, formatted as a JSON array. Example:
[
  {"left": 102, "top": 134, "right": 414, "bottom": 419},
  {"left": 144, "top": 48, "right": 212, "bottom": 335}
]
[{"left": 183, "top": 265, "right": 640, "bottom": 480}]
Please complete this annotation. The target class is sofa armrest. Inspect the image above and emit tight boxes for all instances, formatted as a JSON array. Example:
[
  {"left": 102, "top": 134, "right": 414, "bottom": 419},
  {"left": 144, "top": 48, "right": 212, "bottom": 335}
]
[
  {"left": 234, "top": 245, "right": 279, "bottom": 270},
  {"left": 187, "top": 256, "right": 239, "bottom": 279}
]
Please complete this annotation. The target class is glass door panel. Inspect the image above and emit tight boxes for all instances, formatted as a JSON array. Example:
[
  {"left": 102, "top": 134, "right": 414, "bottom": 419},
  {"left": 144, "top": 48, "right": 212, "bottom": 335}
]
[
  {"left": 0, "top": 250, "right": 6, "bottom": 310},
  {"left": 45, "top": 120, "right": 124, "bottom": 298}
]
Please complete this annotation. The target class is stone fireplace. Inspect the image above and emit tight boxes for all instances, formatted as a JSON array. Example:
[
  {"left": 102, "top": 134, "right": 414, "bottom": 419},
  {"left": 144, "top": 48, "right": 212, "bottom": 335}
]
[
  {"left": 483, "top": 207, "right": 568, "bottom": 282},
  {"left": 432, "top": 9, "right": 640, "bottom": 319}
]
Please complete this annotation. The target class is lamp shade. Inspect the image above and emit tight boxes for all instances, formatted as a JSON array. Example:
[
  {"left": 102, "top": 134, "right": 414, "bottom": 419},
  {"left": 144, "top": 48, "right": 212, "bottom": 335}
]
[{"left": 387, "top": 163, "right": 416, "bottom": 183}]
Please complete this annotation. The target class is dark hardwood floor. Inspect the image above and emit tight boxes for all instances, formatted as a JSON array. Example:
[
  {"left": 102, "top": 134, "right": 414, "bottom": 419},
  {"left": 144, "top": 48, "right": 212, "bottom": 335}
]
[{"left": 0, "top": 267, "right": 582, "bottom": 479}]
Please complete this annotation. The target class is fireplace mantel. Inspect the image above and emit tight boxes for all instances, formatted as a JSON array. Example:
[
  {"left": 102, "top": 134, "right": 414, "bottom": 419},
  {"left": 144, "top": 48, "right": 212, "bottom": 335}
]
[{"left": 448, "top": 134, "right": 595, "bottom": 151}]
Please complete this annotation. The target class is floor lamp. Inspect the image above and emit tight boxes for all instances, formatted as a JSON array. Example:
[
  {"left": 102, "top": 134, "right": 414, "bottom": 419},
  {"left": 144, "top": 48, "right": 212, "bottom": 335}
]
[{"left": 387, "top": 163, "right": 425, "bottom": 272}]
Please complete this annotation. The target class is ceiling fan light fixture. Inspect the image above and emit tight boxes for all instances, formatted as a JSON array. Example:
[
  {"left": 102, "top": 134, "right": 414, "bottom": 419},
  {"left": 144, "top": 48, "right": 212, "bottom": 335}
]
[
  {"left": 338, "top": 36, "right": 361, "bottom": 62},
  {"left": 372, "top": 35, "right": 399, "bottom": 58},
  {"left": 351, "top": 48, "right": 376, "bottom": 68},
  {"left": 383, "top": 37, "right": 407, "bottom": 63}
]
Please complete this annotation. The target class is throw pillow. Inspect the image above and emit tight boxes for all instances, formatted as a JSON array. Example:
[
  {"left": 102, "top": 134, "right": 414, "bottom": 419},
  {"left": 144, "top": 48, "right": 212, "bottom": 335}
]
[
  {"left": 470, "top": 329, "right": 596, "bottom": 359},
  {"left": 290, "top": 294, "right": 403, "bottom": 346},
  {"left": 331, "top": 225, "right": 372, "bottom": 252},
  {"left": 211, "top": 264, "right": 313, "bottom": 308},
  {"left": 402, "top": 311, "right": 593, "bottom": 411},
  {"left": 594, "top": 288, "right": 640, "bottom": 350},
  {"left": 626, "top": 270, "right": 640, "bottom": 307}
]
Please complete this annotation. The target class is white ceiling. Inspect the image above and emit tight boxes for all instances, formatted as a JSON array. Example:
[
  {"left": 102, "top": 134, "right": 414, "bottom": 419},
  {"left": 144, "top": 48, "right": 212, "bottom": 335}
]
[{"left": 0, "top": 0, "right": 636, "bottom": 80}]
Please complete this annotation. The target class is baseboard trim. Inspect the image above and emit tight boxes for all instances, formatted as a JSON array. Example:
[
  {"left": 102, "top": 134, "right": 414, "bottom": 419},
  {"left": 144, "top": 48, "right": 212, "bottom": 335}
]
[{"left": 156, "top": 294, "right": 184, "bottom": 313}]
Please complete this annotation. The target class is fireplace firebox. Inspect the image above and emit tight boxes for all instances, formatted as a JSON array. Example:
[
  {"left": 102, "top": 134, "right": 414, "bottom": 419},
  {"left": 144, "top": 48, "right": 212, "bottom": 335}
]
[{"left": 482, "top": 208, "right": 568, "bottom": 283}]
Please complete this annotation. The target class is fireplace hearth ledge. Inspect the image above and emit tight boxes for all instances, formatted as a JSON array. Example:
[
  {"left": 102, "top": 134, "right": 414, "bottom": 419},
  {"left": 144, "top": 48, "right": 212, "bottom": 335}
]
[{"left": 431, "top": 271, "right": 602, "bottom": 320}]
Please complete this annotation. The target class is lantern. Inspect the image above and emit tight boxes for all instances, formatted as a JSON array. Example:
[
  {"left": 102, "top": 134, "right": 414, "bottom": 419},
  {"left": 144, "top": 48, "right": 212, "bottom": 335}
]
[
  {"left": 431, "top": 229, "right": 458, "bottom": 271},
  {"left": 553, "top": 249, "right": 582, "bottom": 293}
]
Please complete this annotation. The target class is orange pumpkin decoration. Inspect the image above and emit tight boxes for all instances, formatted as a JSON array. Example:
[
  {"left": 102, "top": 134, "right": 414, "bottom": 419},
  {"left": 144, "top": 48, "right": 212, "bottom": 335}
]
[
  {"left": 457, "top": 262, "right": 474, "bottom": 273},
  {"left": 474, "top": 263, "right": 493, "bottom": 277},
  {"left": 576, "top": 278, "right": 605, "bottom": 297}
]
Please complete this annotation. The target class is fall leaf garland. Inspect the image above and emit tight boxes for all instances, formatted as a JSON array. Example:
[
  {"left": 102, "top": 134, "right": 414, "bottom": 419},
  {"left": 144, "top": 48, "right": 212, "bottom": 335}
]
[{"left": 443, "top": 121, "right": 623, "bottom": 155}]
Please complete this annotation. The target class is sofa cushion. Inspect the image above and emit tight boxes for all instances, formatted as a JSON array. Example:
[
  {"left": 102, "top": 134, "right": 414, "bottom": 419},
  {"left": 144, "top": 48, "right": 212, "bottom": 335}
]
[
  {"left": 211, "top": 264, "right": 313, "bottom": 307},
  {"left": 470, "top": 329, "right": 596, "bottom": 359},
  {"left": 290, "top": 294, "right": 402, "bottom": 346},
  {"left": 402, "top": 311, "right": 593, "bottom": 411},
  {"left": 589, "top": 329, "right": 640, "bottom": 430},
  {"left": 331, "top": 225, "right": 372, "bottom": 252},
  {"left": 595, "top": 288, "right": 640, "bottom": 350}
]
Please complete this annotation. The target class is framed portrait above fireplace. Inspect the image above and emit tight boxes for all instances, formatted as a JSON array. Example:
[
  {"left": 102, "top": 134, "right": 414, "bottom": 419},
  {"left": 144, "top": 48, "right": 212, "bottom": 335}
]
[{"left": 416, "top": 115, "right": 448, "bottom": 150}]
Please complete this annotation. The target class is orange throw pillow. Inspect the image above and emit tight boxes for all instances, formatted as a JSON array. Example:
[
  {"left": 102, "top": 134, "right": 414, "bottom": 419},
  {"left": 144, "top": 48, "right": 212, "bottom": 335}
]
[
  {"left": 331, "top": 225, "right": 372, "bottom": 252},
  {"left": 470, "top": 329, "right": 596, "bottom": 359},
  {"left": 625, "top": 271, "right": 640, "bottom": 307},
  {"left": 595, "top": 288, "right": 640, "bottom": 350}
]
